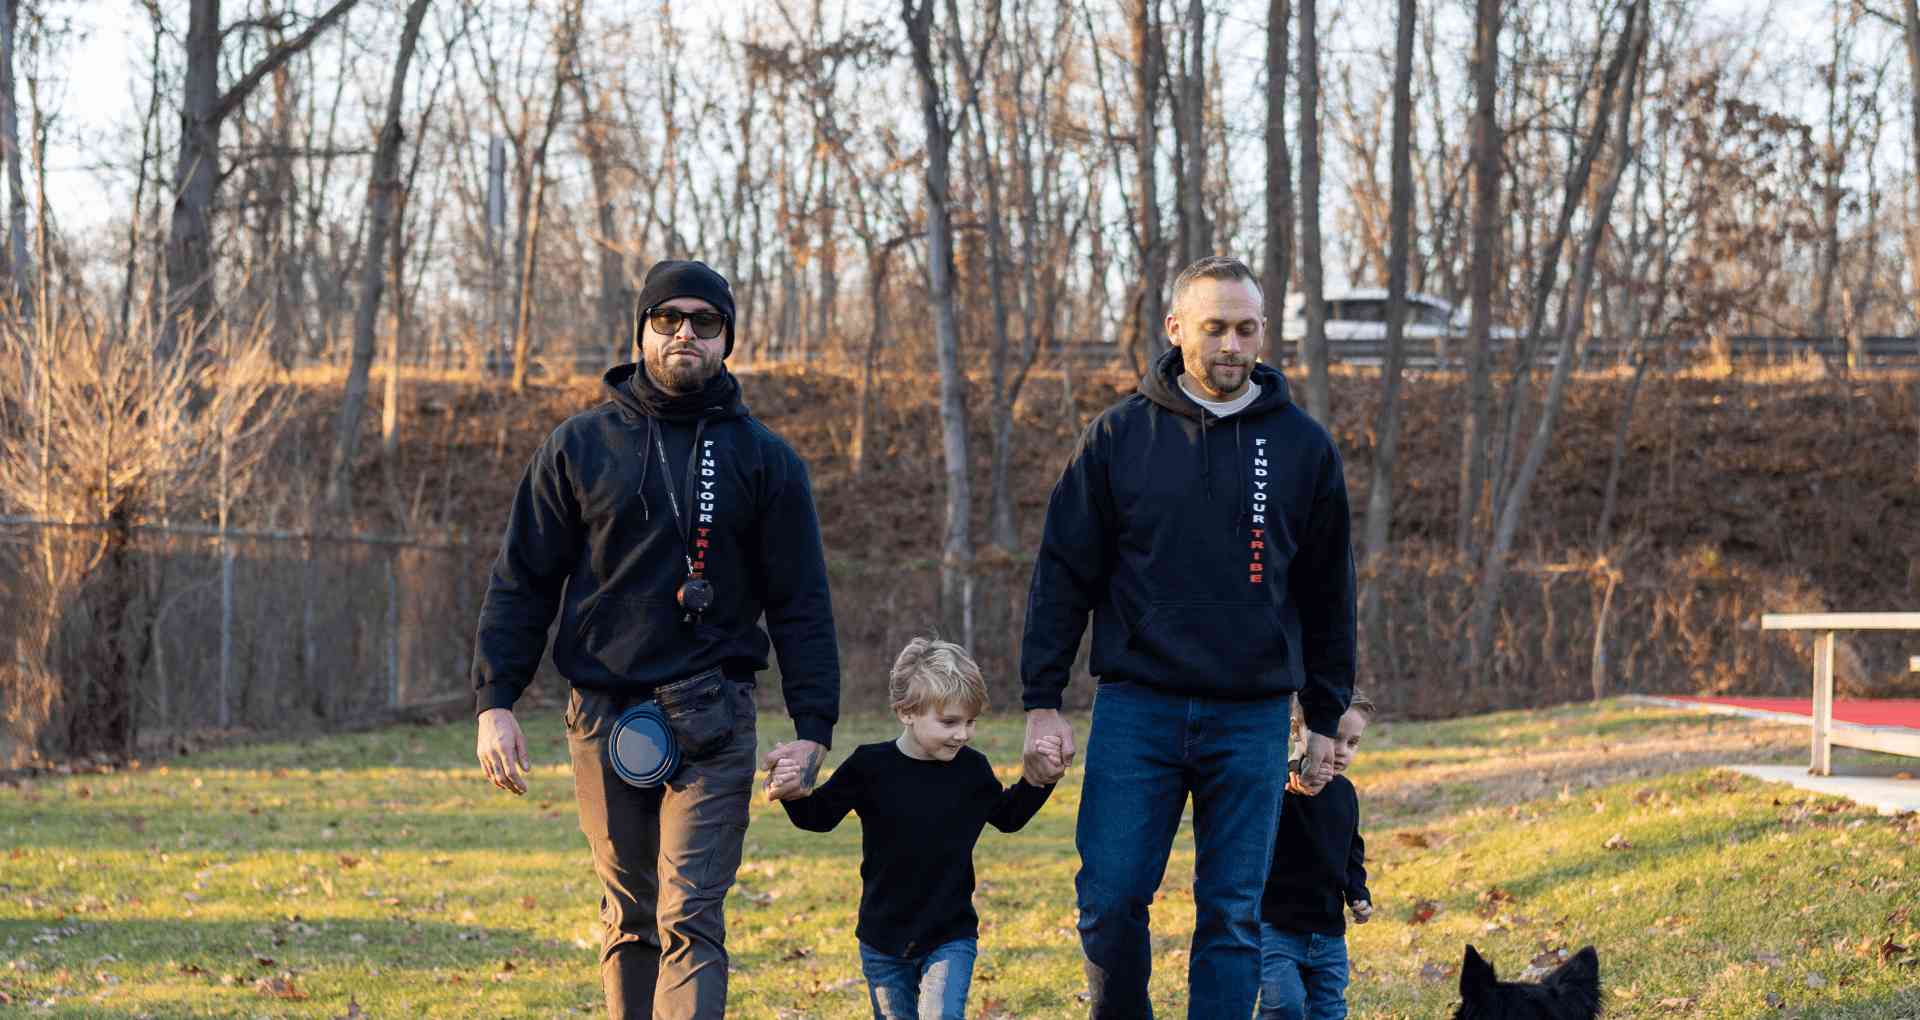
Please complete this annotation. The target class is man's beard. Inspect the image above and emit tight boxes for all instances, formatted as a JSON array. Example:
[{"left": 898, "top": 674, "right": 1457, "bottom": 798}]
[
  {"left": 1205, "top": 359, "right": 1249, "bottom": 393},
  {"left": 648, "top": 346, "right": 720, "bottom": 393}
]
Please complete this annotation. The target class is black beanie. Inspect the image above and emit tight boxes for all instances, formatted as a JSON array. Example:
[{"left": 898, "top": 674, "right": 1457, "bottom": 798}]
[{"left": 636, "top": 259, "right": 737, "bottom": 357}]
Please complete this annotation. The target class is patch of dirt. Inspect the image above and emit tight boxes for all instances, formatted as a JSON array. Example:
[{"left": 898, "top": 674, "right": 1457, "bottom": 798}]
[{"left": 1364, "top": 716, "right": 1807, "bottom": 825}]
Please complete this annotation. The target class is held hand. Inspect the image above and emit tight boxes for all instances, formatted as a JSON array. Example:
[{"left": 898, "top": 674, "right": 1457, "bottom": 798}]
[
  {"left": 1029, "top": 735, "right": 1067, "bottom": 785},
  {"left": 1299, "top": 730, "right": 1335, "bottom": 784},
  {"left": 762, "top": 739, "right": 825, "bottom": 801},
  {"left": 1022, "top": 709, "right": 1076, "bottom": 786},
  {"left": 476, "top": 708, "right": 530, "bottom": 796},
  {"left": 1285, "top": 766, "right": 1328, "bottom": 797},
  {"left": 1350, "top": 899, "right": 1373, "bottom": 924}
]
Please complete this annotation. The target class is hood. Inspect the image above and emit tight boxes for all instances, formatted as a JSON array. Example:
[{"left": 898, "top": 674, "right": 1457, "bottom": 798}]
[
  {"left": 603, "top": 361, "right": 749, "bottom": 423},
  {"left": 1137, "top": 346, "right": 1293, "bottom": 419}
]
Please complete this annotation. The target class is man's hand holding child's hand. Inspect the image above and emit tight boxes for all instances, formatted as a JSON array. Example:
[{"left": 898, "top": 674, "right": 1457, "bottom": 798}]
[
  {"left": 762, "top": 740, "right": 825, "bottom": 802},
  {"left": 1349, "top": 899, "right": 1373, "bottom": 924},
  {"left": 1030, "top": 735, "right": 1067, "bottom": 785}
]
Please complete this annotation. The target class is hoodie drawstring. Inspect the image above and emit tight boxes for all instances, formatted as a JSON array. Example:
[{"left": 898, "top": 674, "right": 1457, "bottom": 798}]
[
  {"left": 1200, "top": 415, "right": 1213, "bottom": 498},
  {"left": 637, "top": 417, "right": 654, "bottom": 521}
]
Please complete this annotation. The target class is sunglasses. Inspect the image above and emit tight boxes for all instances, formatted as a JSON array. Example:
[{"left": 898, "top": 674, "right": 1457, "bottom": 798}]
[{"left": 645, "top": 307, "right": 729, "bottom": 340}]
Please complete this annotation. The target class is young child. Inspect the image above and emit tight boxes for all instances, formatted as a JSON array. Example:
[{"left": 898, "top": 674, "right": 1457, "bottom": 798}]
[
  {"left": 766, "top": 637, "right": 1065, "bottom": 1020},
  {"left": 1256, "top": 693, "right": 1377, "bottom": 1020}
]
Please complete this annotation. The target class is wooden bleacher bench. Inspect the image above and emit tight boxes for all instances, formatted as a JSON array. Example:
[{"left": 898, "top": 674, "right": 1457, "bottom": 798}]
[{"left": 1760, "top": 613, "right": 1920, "bottom": 775}]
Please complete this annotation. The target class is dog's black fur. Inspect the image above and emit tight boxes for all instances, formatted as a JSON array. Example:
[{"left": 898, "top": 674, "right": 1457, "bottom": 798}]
[{"left": 1450, "top": 944, "right": 1602, "bottom": 1019}]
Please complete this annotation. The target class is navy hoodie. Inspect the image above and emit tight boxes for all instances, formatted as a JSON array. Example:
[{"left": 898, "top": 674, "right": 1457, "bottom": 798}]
[
  {"left": 471, "top": 362, "right": 840, "bottom": 746},
  {"left": 1020, "top": 348, "right": 1356, "bottom": 737}
]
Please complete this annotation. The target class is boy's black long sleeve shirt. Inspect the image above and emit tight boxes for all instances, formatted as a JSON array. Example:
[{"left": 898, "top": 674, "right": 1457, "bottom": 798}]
[
  {"left": 780, "top": 741, "right": 1053, "bottom": 957},
  {"left": 1261, "top": 772, "right": 1369, "bottom": 936}
]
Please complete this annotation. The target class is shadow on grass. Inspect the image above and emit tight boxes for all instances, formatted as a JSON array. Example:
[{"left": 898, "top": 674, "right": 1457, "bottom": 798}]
[{"left": 0, "top": 915, "right": 562, "bottom": 971}]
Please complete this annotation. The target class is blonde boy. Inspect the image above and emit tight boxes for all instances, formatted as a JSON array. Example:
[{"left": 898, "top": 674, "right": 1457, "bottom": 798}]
[
  {"left": 767, "top": 638, "right": 1064, "bottom": 1020},
  {"left": 1257, "top": 694, "right": 1377, "bottom": 1020}
]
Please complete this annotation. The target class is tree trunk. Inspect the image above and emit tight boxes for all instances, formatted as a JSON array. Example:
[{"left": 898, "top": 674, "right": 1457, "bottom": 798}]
[
  {"left": 1904, "top": 0, "right": 1920, "bottom": 477},
  {"left": 574, "top": 72, "right": 632, "bottom": 360},
  {"left": 1177, "top": 0, "right": 1210, "bottom": 264},
  {"left": 851, "top": 249, "right": 887, "bottom": 480},
  {"left": 0, "top": 0, "right": 27, "bottom": 302},
  {"left": 1263, "top": 0, "right": 1293, "bottom": 366},
  {"left": 1456, "top": 0, "right": 1501, "bottom": 558},
  {"left": 326, "top": 0, "right": 430, "bottom": 511},
  {"left": 1296, "top": 0, "right": 1329, "bottom": 421},
  {"left": 905, "top": 0, "right": 972, "bottom": 642},
  {"left": 1132, "top": 0, "right": 1169, "bottom": 366},
  {"left": 508, "top": 17, "right": 575, "bottom": 392},
  {"left": 1360, "top": 0, "right": 1416, "bottom": 688}
]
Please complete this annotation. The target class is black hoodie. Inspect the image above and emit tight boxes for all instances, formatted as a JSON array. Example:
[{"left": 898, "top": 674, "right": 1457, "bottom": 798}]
[
  {"left": 1019, "top": 348, "right": 1356, "bottom": 737},
  {"left": 471, "top": 362, "right": 840, "bottom": 746}
]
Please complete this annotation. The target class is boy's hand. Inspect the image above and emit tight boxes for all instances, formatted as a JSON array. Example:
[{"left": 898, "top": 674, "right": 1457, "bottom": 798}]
[
  {"left": 764, "top": 756, "right": 809, "bottom": 801},
  {"left": 1349, "top": 899, "right": 1373, "bottom": 924},
  {"left": 1029, "top": 735, "right": 1067, "bottom": 784},
  {"left": 1286, "top": 762, "right": 1329, "bottom": 797},
  {"left": 762, "top": 740, "right": 824, "bottom": 801},
  {"left": 1022, "top": 709, "right": 1075, "bottom": 786}
]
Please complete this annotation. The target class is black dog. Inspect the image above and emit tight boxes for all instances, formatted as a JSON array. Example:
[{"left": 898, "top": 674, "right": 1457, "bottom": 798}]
[{"left": 1451, "top": 944, "right": 1601, "bottom": 1019}]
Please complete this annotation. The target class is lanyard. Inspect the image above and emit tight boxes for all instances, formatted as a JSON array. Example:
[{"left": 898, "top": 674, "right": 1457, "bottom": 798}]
[{"left": 649, "top": 417, "right": 700, "bottom": 578}]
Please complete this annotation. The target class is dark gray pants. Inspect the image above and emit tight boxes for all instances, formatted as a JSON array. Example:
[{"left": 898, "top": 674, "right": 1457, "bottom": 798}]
[{"left": 566, "top": 681, "right": 757, "bottom": 1020}]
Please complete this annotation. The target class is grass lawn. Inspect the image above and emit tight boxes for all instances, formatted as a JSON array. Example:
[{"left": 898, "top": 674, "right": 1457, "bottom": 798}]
[{"left": 2, "top": 699, "right": 1917, "bottom": 1018}]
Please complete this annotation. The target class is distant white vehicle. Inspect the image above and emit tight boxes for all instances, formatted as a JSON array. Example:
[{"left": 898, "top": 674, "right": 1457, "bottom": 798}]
[{"left": 1276, "top": 289, "right": 1516, "bottom": 359}]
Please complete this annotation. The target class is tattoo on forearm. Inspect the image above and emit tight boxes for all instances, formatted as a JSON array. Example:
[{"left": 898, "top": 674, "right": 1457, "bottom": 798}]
[{"left": 799, "top": 748, "right": 823, "bottom": 790}]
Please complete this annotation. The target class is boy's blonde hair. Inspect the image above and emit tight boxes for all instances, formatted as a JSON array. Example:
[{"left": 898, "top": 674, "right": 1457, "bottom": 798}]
[
  {"left": 1292, "top": 691, "right": 1379, "bottom": 742},
  {"left": 888, "top": 636, "right": 988, "bottom": 717}
]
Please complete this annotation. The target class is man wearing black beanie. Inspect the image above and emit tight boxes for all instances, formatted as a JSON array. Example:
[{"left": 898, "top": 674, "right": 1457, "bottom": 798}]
[{"left": 473, "top": 257, "right": 841, "bottom": 1018}]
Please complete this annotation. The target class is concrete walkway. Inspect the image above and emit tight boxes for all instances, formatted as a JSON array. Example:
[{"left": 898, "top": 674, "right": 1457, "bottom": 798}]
[{"left": 1724, "top": 765, "right": 1920, "bottom": 816}]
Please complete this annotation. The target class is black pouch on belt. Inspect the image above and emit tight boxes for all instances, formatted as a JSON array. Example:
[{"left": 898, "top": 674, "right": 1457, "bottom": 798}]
[{"left": 654, "top": 666, "right": 735, "bottom": 760}]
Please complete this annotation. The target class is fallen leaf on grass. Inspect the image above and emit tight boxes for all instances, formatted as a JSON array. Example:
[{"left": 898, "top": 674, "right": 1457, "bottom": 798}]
[
  {"left": 1417, "top": 961, "right": 1452, "bottom": 982},
  {"left": 1753, "top": 951, "right": 1783, "bottom": 969},
  {"left": 779, "top": 946, "right": 813, "bottom": 962},
  {"left": 1804, "top": 972, "right": 1828, "bottom": 989},
  {"left": 1475, "top": 888, "right": 1514, "bottom": 917},
  {"left": 1655, "top": 996, "right": 1697, "bottom": 1011},
  {"left": 1764, "top": 992, "right": 1786, "bottom": 1008},
  {"left": 1603, "top": 833, "right": 1633, "bottom": 851},
  {"left": 254, "top": 975, "right": 307, "bottom": 1000},
  {"left": 178, "top": 964, "right": 206, "bottom": 976},
  {"left": 337, "top": 855, "right": 361, "bottom": 870},
  {"left": 334, "top": 996, "right": 364, "bottom": 1019},
  {"left": 1408, "top": 899, "right": 1439, "bottom": 924}
]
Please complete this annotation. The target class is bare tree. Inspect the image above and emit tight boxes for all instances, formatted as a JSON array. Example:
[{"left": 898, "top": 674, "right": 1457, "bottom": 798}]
[
  {"left": 160, "top": 0, "right": 363, "bottom": 360},
  {"left": 1132, "top": 0, "right": 1169, "bottom": 367},
  {"left": 573, "top": 53, "right": 633, "bottom": 362},
  {"left": 1263, "top": 0, "right": 1293, "bottom": 365},
  {"left": 1467, "top": 0, "right": 1649, "bottom": 687},
  {"left": 1359, "top": 0, "right": 1417, "bottom": 686},
  {"left": 0, "top": 0, "right": 26, "bottom": 302},
  {"left": 1456, "top": 0, "right": 1502, "bottom": 557},
  {"left": 1173, "top": 0, "right": 1211, "bottom": 264},
  {"left": 904, "top": 0, "right": 977, "bottom": 644},
  {"left": 326, "top": 0, "right": 433, "bottom": 512},
  {"left": 1295, "top": 0, "right": 1329, "bottom": 421}
]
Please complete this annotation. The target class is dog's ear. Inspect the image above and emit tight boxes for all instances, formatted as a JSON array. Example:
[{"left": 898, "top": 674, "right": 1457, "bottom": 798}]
[
  {"left": 1548, "top": 946, "right": 1599, "bottom": 987},
  {"left": 1460, "top": 944, "right": 1498, "bottom": 995}
]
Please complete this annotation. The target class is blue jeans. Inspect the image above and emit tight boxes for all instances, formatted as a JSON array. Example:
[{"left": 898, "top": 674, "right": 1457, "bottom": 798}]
[
  {"left": 858, "top": 938, "right": 977, "bottom": 1020},
  {"left": 1074, "top": 681, "right": 1290, "bottom": 1019},
  {"left": 1256, "top": 923, "right": 1349, "bottom": 1020}
]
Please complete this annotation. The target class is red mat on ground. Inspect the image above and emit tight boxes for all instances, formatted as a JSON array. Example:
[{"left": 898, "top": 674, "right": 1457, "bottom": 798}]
[{"left": 1666, "top": 696, "right": 1920, "bottom": 729}]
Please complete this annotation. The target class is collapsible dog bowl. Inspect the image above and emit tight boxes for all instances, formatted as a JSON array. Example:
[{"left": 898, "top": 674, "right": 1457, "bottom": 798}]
[{"left": 608, "top": 702, "right": 680, "bottom": 788}]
